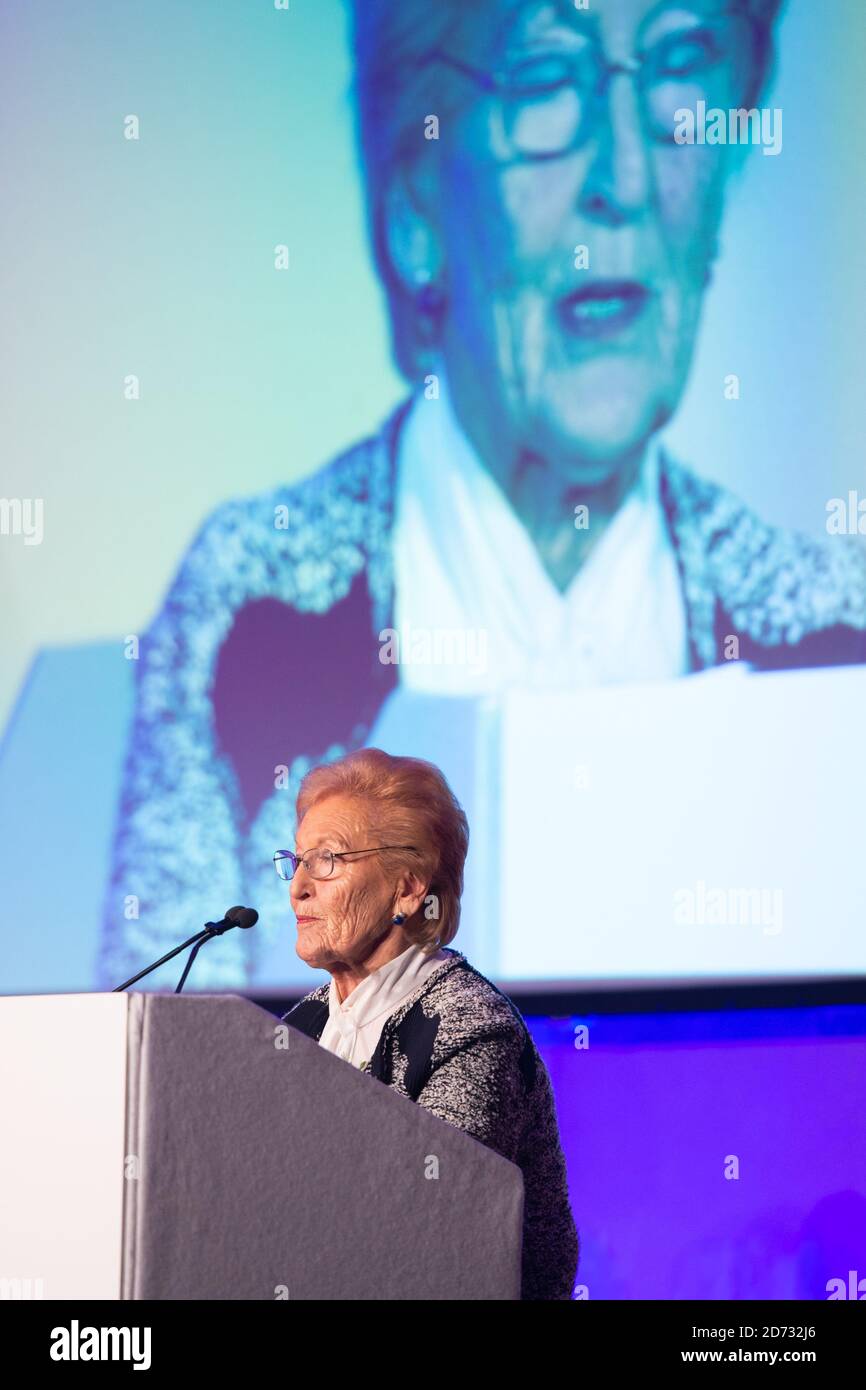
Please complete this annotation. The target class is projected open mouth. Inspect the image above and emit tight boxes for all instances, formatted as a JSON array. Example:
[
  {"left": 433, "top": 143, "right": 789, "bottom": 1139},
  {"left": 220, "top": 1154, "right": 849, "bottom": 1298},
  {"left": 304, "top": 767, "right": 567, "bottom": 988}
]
[{"left": 556, "top": 280, "right": 651, "bottom": 339}]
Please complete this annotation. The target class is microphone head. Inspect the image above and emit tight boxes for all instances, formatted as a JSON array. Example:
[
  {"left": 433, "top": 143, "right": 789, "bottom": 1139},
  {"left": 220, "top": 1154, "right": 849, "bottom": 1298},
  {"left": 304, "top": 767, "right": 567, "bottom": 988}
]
[{"left": 225, "top": 905, "right": 258, "bottom": 930}]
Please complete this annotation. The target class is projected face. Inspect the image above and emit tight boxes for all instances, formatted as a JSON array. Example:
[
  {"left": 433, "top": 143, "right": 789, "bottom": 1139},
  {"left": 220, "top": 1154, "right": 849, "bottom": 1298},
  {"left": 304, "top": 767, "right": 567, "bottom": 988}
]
[
  {"left": 422, "top": 0, "right": 755, "bottom": 486},
  {"left": 288, "top": 794, "right": 422, "bottom": 977}
]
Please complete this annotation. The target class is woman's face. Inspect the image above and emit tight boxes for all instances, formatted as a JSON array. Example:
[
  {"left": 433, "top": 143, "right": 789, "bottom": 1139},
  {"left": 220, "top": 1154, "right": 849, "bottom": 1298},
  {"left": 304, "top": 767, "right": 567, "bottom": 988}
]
[
  {"left": 426, "top": 0, "right": 747, "bottom": 486},
  {"left": 289, "top": 793, "right": 421, "bottom": 972}
]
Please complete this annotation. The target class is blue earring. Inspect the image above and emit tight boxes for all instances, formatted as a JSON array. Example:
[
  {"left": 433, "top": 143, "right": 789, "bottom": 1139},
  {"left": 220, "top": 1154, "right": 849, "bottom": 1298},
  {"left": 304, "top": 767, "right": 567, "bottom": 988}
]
[{"left": 392, "top": 913, "right": 406, "bottom": 925}]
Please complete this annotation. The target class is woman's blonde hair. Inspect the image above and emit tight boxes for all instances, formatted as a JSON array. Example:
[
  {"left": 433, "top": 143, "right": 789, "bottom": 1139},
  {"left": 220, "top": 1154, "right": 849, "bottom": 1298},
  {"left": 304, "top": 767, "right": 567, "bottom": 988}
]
[{"left": 295, "top": 747, "right": 469, "bottom": 951}]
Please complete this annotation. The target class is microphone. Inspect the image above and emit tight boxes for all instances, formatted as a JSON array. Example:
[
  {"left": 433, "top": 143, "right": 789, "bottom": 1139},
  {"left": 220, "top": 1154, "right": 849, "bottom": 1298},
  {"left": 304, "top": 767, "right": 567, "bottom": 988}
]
[
  {"left": 112, "top": 906, "right": 259, "bottom": 993},
  {"left": 205, "top": 905, "right": 259, "bottom": 935}
]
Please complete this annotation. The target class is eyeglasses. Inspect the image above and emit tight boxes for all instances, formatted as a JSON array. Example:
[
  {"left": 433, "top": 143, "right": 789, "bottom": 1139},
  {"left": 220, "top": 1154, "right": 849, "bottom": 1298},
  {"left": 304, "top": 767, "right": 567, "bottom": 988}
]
[
  {"left": 423, "top": 7, "right": 758, "bottom": 159},
  {"left": 273, "top": 846, "right": 418, "bottom": 882}
]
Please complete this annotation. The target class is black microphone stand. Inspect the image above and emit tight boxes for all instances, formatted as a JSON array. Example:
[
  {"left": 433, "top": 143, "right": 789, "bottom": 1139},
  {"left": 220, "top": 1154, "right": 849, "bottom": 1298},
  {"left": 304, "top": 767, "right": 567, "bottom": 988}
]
[{"left": 112, "top": 915, "right": 246, "bottom": 994}]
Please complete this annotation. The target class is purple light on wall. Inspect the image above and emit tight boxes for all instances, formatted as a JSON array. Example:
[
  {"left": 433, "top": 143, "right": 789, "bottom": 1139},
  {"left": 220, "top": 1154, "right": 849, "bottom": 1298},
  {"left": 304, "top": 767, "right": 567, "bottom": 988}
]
[{"left": 529, "top": 1006, "right": 866, "bottom": 1300}]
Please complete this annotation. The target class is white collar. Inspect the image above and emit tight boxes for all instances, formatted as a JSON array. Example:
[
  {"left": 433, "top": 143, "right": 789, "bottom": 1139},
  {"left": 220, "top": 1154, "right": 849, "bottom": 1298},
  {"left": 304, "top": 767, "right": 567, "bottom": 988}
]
[{"left": 327, "top": 941, "right": 448, "bottom": 1035}]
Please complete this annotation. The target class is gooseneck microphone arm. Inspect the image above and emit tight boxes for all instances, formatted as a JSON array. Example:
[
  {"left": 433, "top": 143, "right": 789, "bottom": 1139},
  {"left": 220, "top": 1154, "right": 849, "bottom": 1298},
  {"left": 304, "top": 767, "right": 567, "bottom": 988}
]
[
  {"left": 112, "top": 906, "right": 259, "bottom": 993},
  {"left": 173, "top": 934, "right": 211, "bottom": 996}
]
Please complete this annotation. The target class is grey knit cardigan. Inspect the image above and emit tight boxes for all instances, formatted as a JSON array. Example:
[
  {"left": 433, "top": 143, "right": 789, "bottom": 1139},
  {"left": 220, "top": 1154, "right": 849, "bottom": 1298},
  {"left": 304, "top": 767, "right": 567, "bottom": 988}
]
[{"left": 281, "top": 947, "right": 579, "bottom": 1301}]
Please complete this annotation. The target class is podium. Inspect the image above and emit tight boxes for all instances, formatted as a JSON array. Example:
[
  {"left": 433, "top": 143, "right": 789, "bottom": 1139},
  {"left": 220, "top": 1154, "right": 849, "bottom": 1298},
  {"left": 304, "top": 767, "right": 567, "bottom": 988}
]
[{"left": 0, "top": 993, "right": 524, "bottom": 1300}]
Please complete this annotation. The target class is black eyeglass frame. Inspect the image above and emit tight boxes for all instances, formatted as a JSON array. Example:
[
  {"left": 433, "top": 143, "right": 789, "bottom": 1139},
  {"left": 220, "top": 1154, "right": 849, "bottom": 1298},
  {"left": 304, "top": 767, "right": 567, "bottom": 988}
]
[{"left": 419, "top": 6, "right": 760, "bottom": 158}]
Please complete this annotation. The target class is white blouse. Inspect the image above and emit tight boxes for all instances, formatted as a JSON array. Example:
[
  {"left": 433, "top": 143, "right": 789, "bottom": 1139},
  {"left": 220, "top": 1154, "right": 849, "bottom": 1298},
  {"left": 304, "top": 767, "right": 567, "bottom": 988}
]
[
  {"left": 392, "top": 365, "right": 689, "bottom": 692},
  {"left": 318, "top": 941, "right": 451, "bottom": 1070}
]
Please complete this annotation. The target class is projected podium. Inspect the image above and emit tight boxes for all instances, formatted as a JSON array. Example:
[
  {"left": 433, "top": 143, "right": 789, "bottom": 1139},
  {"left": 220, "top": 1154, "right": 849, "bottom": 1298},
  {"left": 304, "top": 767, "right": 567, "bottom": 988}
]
[{"left": 0, "top": 993, "right": 523, "bottom": 1300}]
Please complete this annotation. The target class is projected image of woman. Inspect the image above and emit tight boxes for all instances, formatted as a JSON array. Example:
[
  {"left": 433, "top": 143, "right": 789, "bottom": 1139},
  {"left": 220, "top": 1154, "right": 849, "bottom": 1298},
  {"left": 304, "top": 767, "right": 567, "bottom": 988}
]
[{"left": 100, "top": 0, "right": 866, "bottom": 987}]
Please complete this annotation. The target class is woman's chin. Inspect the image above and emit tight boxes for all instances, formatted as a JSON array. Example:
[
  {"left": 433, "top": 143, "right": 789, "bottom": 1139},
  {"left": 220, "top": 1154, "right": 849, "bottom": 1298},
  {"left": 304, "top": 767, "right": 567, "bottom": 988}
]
[
  {"left": 529, "top": 418, "right": 654, "bottom": 486},
  {"left": 524, "top": 382, "right": 664, "bottom": 479},
  {"left": 295, "top": 932, "right": 325, "bottom": 965}
]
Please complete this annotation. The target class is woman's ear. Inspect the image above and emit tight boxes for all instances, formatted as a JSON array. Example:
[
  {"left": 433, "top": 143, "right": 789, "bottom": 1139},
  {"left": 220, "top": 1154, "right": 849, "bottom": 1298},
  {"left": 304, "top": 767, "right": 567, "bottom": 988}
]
[
  {"left": 382, "top": 160, "right": 443, "bottom": 294},
  {"left": 396, "top": 870, "right": 431, "bottom": 921}
]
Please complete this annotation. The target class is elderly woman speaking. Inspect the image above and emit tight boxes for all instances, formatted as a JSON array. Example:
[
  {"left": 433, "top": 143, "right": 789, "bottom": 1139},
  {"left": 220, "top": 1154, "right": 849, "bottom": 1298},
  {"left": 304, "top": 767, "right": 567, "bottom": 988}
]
[{"left": 277, "top": 746, "right": 579, "bottom": 1301}]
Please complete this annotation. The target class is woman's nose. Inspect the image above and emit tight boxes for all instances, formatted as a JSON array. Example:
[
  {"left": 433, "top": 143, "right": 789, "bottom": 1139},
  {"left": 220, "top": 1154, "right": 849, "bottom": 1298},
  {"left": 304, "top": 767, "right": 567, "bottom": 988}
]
[
  {"left": 290, "top": 864, "right": 315, "bottom": 903},
  {"left": 578, "top": 70, "right": 652, "bottom": 224}
]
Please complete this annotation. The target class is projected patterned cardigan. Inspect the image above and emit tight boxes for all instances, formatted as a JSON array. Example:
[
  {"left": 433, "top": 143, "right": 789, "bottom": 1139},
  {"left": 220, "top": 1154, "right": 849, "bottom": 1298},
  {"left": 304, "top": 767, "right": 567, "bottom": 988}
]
[
  {"left": 281, "top": 945, "right": 580, "bottom": 1301},
  {"left": 99, "top": 396, "right": 866, "bottom": 988}
]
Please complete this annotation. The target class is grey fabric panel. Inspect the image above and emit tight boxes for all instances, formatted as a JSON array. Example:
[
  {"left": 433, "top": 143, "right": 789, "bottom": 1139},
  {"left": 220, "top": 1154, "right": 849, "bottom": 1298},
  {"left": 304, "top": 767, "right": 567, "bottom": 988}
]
[{"left": 125, "top": 994, "right": 523, "bottom": 1300}]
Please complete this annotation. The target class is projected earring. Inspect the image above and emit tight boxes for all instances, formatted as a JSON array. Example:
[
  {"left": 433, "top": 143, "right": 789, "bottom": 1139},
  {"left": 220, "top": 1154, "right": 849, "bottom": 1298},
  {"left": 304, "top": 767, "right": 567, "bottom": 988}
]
[
  {"left": 392, "top": 913, "right": 406, "bottom": 925},
  {"left": 413, "top": 266, "right": 445, "bottom": 320}
]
